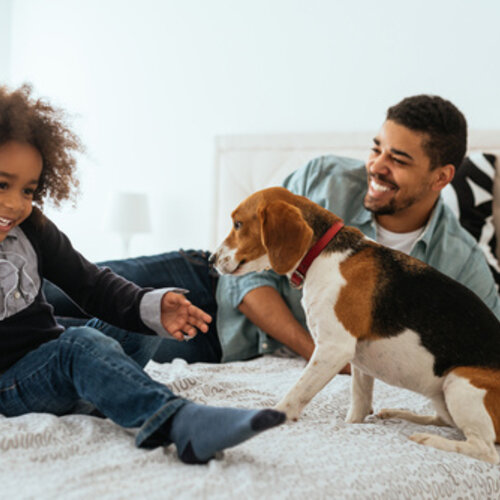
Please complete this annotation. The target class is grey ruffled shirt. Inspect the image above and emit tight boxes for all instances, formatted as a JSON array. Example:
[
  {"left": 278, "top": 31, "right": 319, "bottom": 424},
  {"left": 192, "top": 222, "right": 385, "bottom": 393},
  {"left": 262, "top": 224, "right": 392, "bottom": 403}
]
[{"left": 0, "top": 227, "right": 41, "bottom": 320}]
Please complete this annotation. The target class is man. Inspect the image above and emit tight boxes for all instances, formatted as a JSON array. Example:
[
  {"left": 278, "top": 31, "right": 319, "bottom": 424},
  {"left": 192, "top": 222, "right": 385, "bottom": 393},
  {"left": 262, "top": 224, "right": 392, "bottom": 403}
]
[{"left": 46, "top": 95, "right": 500, "bottom": 365}]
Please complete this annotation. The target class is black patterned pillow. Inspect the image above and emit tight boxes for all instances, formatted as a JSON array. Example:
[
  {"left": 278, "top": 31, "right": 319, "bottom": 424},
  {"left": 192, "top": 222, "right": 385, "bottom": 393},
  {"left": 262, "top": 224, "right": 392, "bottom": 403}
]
[{"left": 445, "top": 153, "right": 500, "bottom": 287}]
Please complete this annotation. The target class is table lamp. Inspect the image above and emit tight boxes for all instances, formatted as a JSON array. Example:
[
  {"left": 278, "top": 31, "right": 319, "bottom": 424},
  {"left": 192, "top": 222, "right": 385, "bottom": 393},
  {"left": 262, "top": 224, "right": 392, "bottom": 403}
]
[{"left": 108, "top": 191, "right": 152, "bottom": 257}]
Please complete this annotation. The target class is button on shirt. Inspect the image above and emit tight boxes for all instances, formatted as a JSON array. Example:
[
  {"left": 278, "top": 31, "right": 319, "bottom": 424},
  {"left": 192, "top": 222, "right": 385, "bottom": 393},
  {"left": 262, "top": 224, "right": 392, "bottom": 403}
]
[{"left": 216, "top": 155, "right": 500, "bottom": 362}]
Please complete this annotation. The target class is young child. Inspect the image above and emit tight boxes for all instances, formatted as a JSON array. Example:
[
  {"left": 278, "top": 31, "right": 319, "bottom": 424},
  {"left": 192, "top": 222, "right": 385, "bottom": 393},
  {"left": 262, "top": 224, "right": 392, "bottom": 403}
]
[{"left": 0, "top": 84, "right": 285, "bottom": 464}]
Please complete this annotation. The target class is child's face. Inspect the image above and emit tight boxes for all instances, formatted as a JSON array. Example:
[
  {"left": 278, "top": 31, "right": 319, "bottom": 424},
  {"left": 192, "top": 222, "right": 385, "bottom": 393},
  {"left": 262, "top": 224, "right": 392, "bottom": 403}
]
[{"left": 0, "top": 141, "right": 42, "bottom": 242}]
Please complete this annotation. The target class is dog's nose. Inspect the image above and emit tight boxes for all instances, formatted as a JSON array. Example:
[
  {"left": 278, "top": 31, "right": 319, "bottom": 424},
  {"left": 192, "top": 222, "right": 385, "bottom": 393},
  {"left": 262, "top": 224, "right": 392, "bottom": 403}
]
[{"left": 208, "top": 252, "right": 217, "bottom": 265}]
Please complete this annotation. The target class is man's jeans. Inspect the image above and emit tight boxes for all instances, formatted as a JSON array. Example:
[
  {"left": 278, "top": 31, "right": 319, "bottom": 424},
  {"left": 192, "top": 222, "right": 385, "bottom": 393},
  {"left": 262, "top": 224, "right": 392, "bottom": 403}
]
[
  {"left": 43, "top": 250, "right": 222, "bottom": 364},
  {"left": 0, "top": 321, "right": 187, "bottom": 448}
]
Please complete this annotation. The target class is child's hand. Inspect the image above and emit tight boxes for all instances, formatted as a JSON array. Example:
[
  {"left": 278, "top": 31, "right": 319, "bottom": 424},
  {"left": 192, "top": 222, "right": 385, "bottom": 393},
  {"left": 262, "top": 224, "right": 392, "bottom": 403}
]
[{"left": 160, "top": 291, "right": 212, "bottom": 341}]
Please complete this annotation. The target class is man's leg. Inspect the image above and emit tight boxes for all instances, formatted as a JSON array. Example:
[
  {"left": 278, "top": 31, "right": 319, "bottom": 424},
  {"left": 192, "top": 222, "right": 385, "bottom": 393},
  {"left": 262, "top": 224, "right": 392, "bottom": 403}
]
[
  {"left": 0, "top": 327, "right": 284, "bottom": 463},
  {"left": 43, "top": 250, "right": 222, "bottom": 363}
]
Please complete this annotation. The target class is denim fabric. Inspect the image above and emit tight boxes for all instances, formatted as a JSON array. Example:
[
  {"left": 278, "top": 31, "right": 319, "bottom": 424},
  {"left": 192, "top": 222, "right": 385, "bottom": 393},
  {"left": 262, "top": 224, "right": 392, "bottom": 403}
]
[
  {"left": 0, "top": 326, "right": 187, "bottom": 447},
  {"left": 43, "top": 250, "right": 222, "bottom": 364},
  {"left": 86, "top": 318, "right": 162, "bottom": 369}
]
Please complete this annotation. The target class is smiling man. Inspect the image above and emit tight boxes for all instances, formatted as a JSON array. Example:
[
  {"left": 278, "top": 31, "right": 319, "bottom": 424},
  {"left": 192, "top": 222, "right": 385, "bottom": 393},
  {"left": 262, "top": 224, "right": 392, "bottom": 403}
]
[{"left": 216, "top": 95, "right": 500, "bottom": 364}]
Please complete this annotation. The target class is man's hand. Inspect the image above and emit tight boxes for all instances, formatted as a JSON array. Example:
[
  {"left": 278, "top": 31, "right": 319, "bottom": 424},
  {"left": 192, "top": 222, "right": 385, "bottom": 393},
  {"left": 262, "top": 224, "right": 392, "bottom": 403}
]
[{"left": 161, "top": 292, "right": 212, "bottom": 341}]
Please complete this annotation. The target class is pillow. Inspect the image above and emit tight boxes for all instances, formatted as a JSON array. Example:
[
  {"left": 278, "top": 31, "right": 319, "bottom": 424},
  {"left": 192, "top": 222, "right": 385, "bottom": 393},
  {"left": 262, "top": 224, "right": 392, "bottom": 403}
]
[{"left": 443, "top": 153, "right": 500, "bottom": 287}]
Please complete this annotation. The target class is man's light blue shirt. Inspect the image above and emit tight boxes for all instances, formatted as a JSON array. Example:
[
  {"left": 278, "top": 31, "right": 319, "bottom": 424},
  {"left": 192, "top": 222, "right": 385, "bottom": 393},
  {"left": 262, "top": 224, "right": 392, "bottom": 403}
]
[{"left": 216, "top": 155, "right": 500, "bottom": 362}]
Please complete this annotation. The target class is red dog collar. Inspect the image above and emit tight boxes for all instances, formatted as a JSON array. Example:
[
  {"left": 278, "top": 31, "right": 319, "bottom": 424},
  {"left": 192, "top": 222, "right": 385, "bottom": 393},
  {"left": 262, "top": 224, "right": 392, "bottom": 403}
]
[{"left": 290, "top": 220, "right": 344, "bottom": 289}]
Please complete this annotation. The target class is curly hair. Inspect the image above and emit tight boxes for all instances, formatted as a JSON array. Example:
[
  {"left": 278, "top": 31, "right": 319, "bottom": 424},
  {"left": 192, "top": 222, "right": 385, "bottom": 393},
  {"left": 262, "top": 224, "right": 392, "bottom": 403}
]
[
  {"left": 386, "top": 95, "right": 467, "bottom": 170},
  {"left": 0, "top": 84, "right": 82, "bottom": 208}
]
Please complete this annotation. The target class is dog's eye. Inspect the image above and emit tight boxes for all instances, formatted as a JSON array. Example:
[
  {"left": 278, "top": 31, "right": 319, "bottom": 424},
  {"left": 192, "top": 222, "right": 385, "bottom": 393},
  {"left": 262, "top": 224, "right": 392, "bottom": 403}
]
[{"left": 233, "top": 220, "right": 242, "bottom": 230}]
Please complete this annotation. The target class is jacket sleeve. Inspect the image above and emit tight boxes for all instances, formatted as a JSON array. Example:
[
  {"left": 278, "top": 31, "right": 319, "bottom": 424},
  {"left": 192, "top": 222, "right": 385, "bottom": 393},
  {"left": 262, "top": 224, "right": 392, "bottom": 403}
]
[{"left": 31, "top": 214, "right": 156, "bottom": 334}]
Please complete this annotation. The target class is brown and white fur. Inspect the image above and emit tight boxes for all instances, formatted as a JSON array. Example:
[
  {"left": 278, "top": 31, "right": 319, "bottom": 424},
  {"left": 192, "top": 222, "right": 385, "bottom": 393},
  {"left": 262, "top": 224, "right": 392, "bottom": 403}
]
[{"left": 211, "top": 186, "right": 500, "bottom": 464}]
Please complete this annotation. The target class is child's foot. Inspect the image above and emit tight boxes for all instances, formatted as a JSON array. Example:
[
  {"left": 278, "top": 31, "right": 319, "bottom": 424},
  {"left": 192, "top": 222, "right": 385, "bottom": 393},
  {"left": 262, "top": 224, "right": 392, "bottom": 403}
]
[{"left": 168, "top": 402, "right": 286, "bottom": 464}]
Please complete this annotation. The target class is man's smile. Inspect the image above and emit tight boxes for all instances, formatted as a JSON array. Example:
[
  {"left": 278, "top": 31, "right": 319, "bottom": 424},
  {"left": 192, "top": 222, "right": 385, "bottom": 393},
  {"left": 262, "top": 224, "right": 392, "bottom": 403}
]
[{"left": 367, "top": 175, "right": 398, "bottom": 199}]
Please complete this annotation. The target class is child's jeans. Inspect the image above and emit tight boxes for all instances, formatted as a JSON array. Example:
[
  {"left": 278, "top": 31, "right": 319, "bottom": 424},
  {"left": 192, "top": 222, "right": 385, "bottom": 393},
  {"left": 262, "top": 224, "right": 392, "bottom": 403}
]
[{"left": 0, "top": 320, "right": 187, "bottom": 448}]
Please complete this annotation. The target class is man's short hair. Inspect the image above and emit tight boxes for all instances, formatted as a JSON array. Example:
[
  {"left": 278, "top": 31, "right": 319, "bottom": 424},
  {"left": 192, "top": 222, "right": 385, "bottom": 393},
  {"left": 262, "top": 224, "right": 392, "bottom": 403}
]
[{"left": 386, "top": 95, "right": 467, "bottom": 170}]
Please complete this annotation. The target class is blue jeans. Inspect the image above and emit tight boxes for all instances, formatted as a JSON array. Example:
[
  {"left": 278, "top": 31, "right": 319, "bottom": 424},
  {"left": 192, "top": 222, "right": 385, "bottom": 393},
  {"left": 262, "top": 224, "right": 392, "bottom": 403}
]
[
  {"left": 43, "top": 250, "right": 222, "bottom": 364},
  {"left": 0, "top": 321, "right": 187, "bottom": 448}
]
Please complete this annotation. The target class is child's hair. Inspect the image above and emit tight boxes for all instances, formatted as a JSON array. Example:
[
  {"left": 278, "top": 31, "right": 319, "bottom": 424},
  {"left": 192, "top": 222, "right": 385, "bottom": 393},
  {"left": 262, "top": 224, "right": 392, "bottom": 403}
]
[{"left": 0, "top": 84, "right": 82, "bottom": 208}]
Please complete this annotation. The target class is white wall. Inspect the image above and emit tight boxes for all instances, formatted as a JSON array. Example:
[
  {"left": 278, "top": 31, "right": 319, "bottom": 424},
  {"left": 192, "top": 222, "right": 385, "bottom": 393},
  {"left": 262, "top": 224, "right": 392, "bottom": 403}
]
[
  {"left": 4, "top": 0, "right": 500, "bottom": 260},
  {"left": 0, "top": 0, "right": 12, "bottom": 82}
]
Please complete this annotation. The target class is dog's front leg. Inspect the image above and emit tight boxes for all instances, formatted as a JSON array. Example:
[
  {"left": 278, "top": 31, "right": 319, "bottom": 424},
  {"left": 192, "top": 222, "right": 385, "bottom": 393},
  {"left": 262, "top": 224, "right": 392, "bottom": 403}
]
[
  {"left": 275, "top": 336, "right": 356, "bottom": 421},
  {"left": 345, "top": 366, "right": 374, "bottom": 423}
]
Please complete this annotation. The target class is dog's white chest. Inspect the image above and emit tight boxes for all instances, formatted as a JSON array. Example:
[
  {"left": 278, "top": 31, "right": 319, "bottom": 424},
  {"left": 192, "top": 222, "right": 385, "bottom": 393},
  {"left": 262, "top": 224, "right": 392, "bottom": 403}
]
[
  {"left": 301, "top": 252, "right": 349, "bottom": 340},
  {"left": 353, "top": 330, "right": 443, "bottom": 396}
]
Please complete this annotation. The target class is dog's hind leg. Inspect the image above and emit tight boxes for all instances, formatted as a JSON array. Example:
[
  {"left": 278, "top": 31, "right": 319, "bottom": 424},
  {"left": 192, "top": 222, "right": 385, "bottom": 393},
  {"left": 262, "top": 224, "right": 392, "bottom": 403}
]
[
  {"left": 377, "top": 394, "right": 453, "bottom": 426},
  {"left": 346, "top": 366, "right": 374, "bottom": 423},
  {"left": 274, "top": 335, "right": 356, "bottom": 421},
  {"left": 409, "top": 368, "right": 499, "bottom": 464}
]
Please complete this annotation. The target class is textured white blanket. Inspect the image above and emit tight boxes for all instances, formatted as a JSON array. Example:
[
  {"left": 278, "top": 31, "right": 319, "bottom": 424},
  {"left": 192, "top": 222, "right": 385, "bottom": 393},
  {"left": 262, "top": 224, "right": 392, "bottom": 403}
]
[{"left": 1, "top": 356, "right": 499, "bottom": 499}]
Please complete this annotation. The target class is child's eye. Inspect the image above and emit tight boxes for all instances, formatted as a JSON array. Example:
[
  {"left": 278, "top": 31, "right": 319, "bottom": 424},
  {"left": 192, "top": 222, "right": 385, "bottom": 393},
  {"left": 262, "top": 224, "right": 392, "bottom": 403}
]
[{"left": 23, "top": 188, "right": 35, "bottom": 197}]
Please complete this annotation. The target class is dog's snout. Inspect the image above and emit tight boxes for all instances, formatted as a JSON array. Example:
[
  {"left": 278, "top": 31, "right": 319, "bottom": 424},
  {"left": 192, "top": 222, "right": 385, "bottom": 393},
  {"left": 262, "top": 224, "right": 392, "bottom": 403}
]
[{"left": 208, "top": 251, "right": 217, "bottom": 266}]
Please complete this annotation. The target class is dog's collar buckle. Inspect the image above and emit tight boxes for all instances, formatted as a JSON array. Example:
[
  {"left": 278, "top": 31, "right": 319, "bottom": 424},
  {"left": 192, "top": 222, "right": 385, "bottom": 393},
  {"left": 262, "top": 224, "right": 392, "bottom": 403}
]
[
  {"left": 290, "top": 270, "right": 305, "bottom": 289},
  {"left": 289, "top": 220, "right": 344, "bottom": 289}
]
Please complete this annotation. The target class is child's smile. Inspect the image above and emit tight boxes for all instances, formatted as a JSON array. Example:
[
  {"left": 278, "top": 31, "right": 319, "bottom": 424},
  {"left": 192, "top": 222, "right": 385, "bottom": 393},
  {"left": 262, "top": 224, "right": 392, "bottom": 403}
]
[
  {"left": 0, "top": 216, "right": 15, "bottom": 232},
  {"left": 0, "top": 141, "right": 42, "bottom": 242}
]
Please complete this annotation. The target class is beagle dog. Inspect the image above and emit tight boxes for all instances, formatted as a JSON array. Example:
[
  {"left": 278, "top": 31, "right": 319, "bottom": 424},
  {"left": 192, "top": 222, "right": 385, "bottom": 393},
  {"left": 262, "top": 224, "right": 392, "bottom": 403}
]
[{"left": 210, "top": 186, "right": 500, "bottom": 464}]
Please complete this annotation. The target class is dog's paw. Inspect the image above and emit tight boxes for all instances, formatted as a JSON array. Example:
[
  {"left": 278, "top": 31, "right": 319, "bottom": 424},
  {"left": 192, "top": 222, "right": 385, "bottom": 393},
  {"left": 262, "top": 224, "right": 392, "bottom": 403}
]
[
  {"left": 409, "top": 433, "right": 433, "bottom": 445},
  {"left": 273, "top": 403, "right": 300, "bottom": 422},
  {"left": 376, "top": 408, "right": 399, "bottom": 420},
  {"left": 345, "top": 407, "right": 371, "bottom": 423}
]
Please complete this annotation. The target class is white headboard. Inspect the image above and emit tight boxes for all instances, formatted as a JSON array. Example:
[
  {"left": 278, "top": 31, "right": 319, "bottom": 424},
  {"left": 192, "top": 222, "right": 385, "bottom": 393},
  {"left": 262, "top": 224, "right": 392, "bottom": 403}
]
[{"left": 211, "top": 131, "right": 500, "bottom": 249}]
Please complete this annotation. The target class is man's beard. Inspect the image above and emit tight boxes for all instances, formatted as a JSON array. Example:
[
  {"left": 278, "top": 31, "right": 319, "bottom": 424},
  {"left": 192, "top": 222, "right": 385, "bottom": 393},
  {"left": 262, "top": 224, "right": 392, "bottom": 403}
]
[
  {"left": 363, "top": 190, "right": 422, "bottom": 216},
  {"left": 363, "top": 197, "right": 397, "bottom": 215},
  {"left": 363, "top": 174, "right": 430, "bottom": 216}
]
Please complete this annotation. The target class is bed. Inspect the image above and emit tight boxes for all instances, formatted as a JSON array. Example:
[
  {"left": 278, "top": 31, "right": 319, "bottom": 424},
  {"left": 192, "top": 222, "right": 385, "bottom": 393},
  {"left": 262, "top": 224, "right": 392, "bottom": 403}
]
[{"left": 2, "top": 132, "right": 500, "bottom": 499}]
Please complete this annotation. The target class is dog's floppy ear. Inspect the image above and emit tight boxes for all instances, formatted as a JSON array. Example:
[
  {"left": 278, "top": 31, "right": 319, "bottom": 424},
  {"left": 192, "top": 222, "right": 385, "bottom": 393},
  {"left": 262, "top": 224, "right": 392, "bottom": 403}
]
[{"left": 259, "top": 200, "right": 313, "bottom": 274}]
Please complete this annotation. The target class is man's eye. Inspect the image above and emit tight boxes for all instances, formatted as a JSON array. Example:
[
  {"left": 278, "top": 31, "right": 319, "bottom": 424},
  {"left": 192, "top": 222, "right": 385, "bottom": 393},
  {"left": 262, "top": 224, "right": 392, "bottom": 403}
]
[
  {"left": 0, "top": 182, "right": 8, "bottom": 190},
  {"left": 370, "top": 147, "right": 381, "bottom": 154},
  {"left": 234, "top": 221, "right": 242, "bottom": 230},
  {"left": 392, "top": 157, "right": 407, "bottom": 166}
]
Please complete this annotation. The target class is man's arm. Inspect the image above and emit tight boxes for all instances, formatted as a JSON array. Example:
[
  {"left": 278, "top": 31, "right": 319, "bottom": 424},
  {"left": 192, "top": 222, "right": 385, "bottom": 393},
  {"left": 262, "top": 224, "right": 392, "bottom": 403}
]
[
  {"left": 238, "top": 286, "right": 351, "bottom": 373},
  {"left": 238, "top": 286, "right": 314, "bottom": 359}
]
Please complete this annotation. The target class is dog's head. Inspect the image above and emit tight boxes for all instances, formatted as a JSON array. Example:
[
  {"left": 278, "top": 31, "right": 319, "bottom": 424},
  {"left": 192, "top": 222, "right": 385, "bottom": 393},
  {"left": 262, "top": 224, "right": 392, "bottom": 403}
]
[{"left": 210, "top": 187, "right": 314, "bottom": 276}]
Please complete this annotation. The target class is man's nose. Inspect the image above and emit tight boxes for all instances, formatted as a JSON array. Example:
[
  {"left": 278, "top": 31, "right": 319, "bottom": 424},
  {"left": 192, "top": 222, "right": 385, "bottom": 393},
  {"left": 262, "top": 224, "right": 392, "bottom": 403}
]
[{"left": 369, "top": 152, "right": 390, "bottom": 176}]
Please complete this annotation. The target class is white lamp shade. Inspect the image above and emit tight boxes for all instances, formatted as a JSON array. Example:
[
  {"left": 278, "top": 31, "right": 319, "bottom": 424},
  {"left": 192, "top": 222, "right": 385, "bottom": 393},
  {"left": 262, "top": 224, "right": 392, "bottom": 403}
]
[{"left": 108, "top": 192, "right": 152, "bottom": 235}]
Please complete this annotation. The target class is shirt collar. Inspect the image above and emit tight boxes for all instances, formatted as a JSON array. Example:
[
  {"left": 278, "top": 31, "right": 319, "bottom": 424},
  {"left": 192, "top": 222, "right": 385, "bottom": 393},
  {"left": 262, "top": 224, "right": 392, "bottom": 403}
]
[
  {"left": 2, "top": 227, "right": 20, "bottom": 241},
  {"left": 350, "top": 199, "right": 372, "bottom": 227},
  {"left": 415, "top": 196, "right": 444, "bottom": 249}
]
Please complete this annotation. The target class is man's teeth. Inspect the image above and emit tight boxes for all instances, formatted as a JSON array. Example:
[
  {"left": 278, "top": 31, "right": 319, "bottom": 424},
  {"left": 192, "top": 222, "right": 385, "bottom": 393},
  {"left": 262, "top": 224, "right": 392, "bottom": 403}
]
[
  {"left": 0, "top": 217, "right": 12, "bottom": 225},
  {"left": 371, "top": 179, "right": 392, "bottom": 192}
]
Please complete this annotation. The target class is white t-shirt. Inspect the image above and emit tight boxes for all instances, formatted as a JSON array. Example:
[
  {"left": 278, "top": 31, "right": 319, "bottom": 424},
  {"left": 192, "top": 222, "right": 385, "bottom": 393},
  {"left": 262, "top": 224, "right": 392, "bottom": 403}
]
[{"left": 375, "top": 222, "right": 425, "bottom": 255}]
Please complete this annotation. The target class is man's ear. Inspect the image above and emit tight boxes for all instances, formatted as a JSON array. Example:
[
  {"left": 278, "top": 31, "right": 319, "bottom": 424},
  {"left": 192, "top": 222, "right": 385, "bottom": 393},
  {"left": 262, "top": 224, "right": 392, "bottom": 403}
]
[
  {"left": 432, "top": 164, "right": 455, "bottom": 191},
  {"left": 258, "top": 200, "right": 313, "bottom": 274}
]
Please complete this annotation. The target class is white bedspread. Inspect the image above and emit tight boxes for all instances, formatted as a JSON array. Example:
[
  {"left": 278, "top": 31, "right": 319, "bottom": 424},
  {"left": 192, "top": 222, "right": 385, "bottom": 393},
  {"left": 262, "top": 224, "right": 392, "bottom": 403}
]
[{"left": 1, "top": 356, "right": 499, "bottom": 499}]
